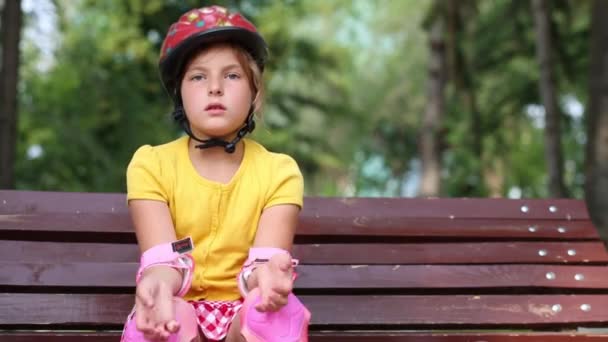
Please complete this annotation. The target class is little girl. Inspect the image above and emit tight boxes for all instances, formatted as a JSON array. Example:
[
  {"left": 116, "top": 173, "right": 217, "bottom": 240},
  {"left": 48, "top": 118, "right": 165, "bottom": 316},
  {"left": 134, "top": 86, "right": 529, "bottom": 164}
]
[{"left": 121, "top": 5, "right": 310, "bottom": 342}]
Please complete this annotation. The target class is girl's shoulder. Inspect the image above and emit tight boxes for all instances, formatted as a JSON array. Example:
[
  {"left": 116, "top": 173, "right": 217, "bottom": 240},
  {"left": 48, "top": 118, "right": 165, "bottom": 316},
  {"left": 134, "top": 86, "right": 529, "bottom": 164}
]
[
  {"left": 127, "top": 137, "right": 188, "bottom": 184},
  {"left": 130, "top": 136, "right": 187, "bottom": 163},
  {"left": 245, "top": 139, "right": 302, "bottom": 174}
]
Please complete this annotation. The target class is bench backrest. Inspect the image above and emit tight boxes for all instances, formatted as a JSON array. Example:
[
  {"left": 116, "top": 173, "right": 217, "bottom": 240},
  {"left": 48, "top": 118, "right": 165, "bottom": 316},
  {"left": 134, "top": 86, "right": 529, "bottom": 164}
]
[{"left": 1, "top": 190, "right": 608, "bottom": 340}]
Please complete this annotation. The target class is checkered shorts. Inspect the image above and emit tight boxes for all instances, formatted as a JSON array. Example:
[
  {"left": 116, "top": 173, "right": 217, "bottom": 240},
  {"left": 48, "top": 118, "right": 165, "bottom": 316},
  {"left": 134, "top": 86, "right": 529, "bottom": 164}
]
[{"left": 190, "top": 298, "right": 244, "bottom": 341}]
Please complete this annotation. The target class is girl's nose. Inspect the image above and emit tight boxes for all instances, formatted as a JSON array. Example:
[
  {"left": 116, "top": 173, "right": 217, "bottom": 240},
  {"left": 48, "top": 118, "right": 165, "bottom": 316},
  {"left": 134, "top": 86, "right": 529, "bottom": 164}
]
[
  {"left": 208, "top": 87, "right": 223, "bottom": 96},
  {"left": 208, "top": 80, "right": 223, "bottom": 96}
]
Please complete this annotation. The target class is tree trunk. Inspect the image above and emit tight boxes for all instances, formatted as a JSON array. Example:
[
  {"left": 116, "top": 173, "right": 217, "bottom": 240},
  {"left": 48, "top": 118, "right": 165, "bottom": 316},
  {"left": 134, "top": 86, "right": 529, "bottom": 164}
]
[
  {"left": 447, "top": 0, "right": 482, "bottom": 162},
  {"left": 419, "top": 12, "right": 447, "bottom": 197},
  {"left": 531, "top": 0, "right": 568, "bottom": 197},
  {"left": 0, "top": 0, "right": 22, "bottom": 189},
  {"left": 484, "top": 158, "right": 505, "bottom": 198},
  {"left": 586, "top": 0, "right": 608, "bottom": 242},
  {"left": 445, "top": 0, "right": 485, "bottom": 195}
]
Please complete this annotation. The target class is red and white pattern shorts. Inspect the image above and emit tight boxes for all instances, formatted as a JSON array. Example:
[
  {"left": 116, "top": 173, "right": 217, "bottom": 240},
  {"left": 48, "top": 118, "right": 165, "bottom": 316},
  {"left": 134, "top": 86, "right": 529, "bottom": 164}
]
[{"left": 190, "top": 298, "right": 244, "bottom": 341}]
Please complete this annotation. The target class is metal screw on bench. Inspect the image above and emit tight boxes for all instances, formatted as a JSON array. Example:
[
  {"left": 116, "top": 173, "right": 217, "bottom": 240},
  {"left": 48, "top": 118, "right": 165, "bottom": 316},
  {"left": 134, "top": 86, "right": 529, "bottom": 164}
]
[
  {"left": 568, "top": 249, "right": 577, "bottom": 256},
  {"left": 549, "top": 206, "right": 557, "bottom": 213},
  {"left": 557, "top": 227, "right": 567, "bottom": 233},
  {"left": 538, "top": 249, "right": 548, "bottom": 256},
  {"left": 521, "top": 205, "right": 529, "bottom": 213},
  {"left": 581, "top": 304, "right": 591, "bottom": 312},
  {"left": 546, "top": 272, "right": 556, "bottom": 280},
  {"left": 528, "top": 226, "right": 537, "bottom": 232},
  {"left": 552, "top": 304, "right": 562, "bottom": 312},
  {"left": 575, "top": 274, "right": 585, "bottom": 281}
]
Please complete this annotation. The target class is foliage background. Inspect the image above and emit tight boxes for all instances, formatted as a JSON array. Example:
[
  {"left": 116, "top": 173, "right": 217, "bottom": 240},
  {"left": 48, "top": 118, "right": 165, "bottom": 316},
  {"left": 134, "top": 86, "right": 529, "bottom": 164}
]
[{"left": 12, "top": 0, "right": 594, "bottom": 199}]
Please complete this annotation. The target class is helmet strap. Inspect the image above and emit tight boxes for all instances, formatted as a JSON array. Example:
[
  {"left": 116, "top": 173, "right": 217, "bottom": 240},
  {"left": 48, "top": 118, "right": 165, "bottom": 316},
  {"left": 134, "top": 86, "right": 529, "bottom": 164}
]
[{"left": 172, "top": 105, "right": 256, "bottom": 154}]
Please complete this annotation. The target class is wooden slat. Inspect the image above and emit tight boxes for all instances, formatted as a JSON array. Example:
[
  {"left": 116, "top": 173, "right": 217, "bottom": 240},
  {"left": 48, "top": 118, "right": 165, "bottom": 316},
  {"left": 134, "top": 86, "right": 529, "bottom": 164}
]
[
  {"left": 310, "top": 333, "right": 608, "bottom": 341},
  {"left": 309, "top": 295, "right": 608, "bottom": 326},
  {"left": 0, "top": 262, "right": 136, "bottom": 287},
  {"left": 3, "top": 240, "right": 607, "bottom": 264},
  {"left": 302, "top": 197, "right": 590, "bottom": 220},
  {"left": 2, "top": 332, "right": 608, "bottom": 341},
  {"left": 0, "top": 190, "right": 129, "bottom": 214},
  {"left": 2, "top": 293, "right": 608, "bottom": 326},
  {"left": 296, "top": 265, "right": 608, "bottom": 290},
  {"left": 293, "top": 242, "right": 608, "bottom": 264},
  {"left": 297, "top": 219, "right": 599, "bottom": 239},
  {"left": 312, "top": 334, "right": 608, "bottom": 342},
  {"left": 0, "top": 213, "right": 132, "bottom": 233},
  {"left": 0, "top": 190, "right": 590, "bottom": 219},
  {"left": 4, "top": 263, "right": 608, "bottom": 289},
  {"left": 0, "top": 213, "right": 599, "bottom": 240},
  {"left": 0, "top": 241, "right": 139, "bottom": 263}
]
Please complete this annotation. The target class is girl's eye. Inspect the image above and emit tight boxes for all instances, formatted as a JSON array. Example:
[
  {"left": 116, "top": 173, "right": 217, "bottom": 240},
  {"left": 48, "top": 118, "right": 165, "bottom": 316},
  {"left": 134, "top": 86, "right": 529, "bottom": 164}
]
[
  {"left": 190, "top": 74, "right": 205, "bottom": 81},
  {"left": 226, "top": 73, "right": 241, "bottom": 80}
]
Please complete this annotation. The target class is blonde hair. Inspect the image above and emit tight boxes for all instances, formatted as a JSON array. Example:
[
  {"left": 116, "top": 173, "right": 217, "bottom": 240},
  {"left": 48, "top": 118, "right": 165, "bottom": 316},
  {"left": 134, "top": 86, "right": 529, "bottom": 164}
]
[{"left": 230, "top": 43, "right": 265, "bottom": 116}]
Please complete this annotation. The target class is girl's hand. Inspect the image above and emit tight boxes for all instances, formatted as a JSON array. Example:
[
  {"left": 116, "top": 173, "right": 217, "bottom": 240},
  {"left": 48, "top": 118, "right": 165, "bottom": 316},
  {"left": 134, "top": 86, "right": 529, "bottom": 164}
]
[
  {"left": 254, "top": 253, "right": 294, "bottom": 312},
  {"left": 134, "top": 266, "right": 183, "bottom": 341}
]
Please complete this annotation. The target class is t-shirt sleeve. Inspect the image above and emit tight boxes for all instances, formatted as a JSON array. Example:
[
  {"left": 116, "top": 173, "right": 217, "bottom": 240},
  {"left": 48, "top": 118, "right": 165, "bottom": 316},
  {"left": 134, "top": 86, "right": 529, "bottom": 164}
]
[
  {"left": 264, "top": 154, "right": 304, "bottom": 210},
  {"left": 126, "top": 145, "right": 169, "bottom": 203}
]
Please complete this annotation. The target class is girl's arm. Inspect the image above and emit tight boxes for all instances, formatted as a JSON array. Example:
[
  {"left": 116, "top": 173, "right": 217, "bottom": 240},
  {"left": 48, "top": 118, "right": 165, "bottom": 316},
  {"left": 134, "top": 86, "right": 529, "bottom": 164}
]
[
  {"left": 130, "top": 199, "right": 185, "bottom": 339},
  {"left": 130, "top": 199, "right": 183, "bottom": 294},
  {"left": 245, "top": 203, "right": 300, "bottom": 290}
]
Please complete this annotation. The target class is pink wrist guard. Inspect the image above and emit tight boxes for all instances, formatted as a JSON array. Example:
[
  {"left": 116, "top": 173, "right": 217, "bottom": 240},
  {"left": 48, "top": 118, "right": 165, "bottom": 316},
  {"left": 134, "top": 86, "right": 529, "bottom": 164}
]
[
  {"left": 136, "top": 237, "right": 195, "bottom": 297},
  {"left": 238, "top": 247, "right": 298, "bottom": 297}
]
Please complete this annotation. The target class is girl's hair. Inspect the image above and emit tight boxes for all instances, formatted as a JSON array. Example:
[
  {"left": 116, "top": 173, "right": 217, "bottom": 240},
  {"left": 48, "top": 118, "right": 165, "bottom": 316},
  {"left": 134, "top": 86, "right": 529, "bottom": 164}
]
[{"left": 179, "top": 43, "right": 265, "bottom": 117}]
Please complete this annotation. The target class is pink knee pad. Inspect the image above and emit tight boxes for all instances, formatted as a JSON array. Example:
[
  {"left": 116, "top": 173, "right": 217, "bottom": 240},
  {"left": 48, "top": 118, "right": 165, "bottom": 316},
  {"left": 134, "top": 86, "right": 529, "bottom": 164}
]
[
  {"left": 121, "top": 298, "right": 199, "bottom": 342},
  {"left": 240, "top": 288, "right": 310, "bottom": 342}
]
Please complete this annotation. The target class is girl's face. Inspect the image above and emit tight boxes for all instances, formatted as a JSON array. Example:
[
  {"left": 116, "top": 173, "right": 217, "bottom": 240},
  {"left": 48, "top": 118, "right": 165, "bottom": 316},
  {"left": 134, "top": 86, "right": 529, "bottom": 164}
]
[{"left": 180, "top": 45, "right": 253, "bottom": 140}]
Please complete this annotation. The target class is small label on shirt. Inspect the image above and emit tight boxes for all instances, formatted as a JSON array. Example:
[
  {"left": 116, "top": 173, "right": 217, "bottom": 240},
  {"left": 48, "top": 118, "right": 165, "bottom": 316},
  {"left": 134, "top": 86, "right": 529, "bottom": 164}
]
[{"left": 172, "top": 237, "right": 193, "bottom": 254}]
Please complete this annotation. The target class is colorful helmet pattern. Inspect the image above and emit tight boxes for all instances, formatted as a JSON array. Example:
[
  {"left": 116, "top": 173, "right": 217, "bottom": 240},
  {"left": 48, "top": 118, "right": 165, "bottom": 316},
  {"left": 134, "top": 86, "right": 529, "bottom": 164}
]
[{"left": 159, "top": 5, "right": 268, "bottom": 101}]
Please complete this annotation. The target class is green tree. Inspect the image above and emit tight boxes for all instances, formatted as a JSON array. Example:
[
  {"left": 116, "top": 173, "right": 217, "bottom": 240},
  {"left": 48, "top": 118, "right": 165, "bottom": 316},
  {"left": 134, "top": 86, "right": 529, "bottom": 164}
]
[
  {"left": 16, "top": 0, "right": 355, "bottom": 194},
  {"left": 14, "top": 0, "right": 595, "bottom": 200}
]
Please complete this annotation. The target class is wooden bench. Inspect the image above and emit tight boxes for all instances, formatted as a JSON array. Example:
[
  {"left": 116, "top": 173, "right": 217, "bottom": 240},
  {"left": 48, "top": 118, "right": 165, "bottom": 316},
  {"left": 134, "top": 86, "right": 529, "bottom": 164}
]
[{"left": 1, "top": 190, "right": 608, "bottom": 341}]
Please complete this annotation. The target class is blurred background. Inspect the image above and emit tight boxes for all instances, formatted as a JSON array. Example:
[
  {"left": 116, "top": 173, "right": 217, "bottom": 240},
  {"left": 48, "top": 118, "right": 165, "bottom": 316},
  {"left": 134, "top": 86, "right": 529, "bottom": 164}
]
[{"left": 0, "top": 0, "right": 606, "bottom": 213}]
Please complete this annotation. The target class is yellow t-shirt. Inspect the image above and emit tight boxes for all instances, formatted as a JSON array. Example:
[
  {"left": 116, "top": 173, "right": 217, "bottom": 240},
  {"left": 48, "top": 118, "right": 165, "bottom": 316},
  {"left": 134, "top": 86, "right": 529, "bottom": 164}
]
[{"left": 126, "top": 136, "right": 304, "bottom": 301}]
